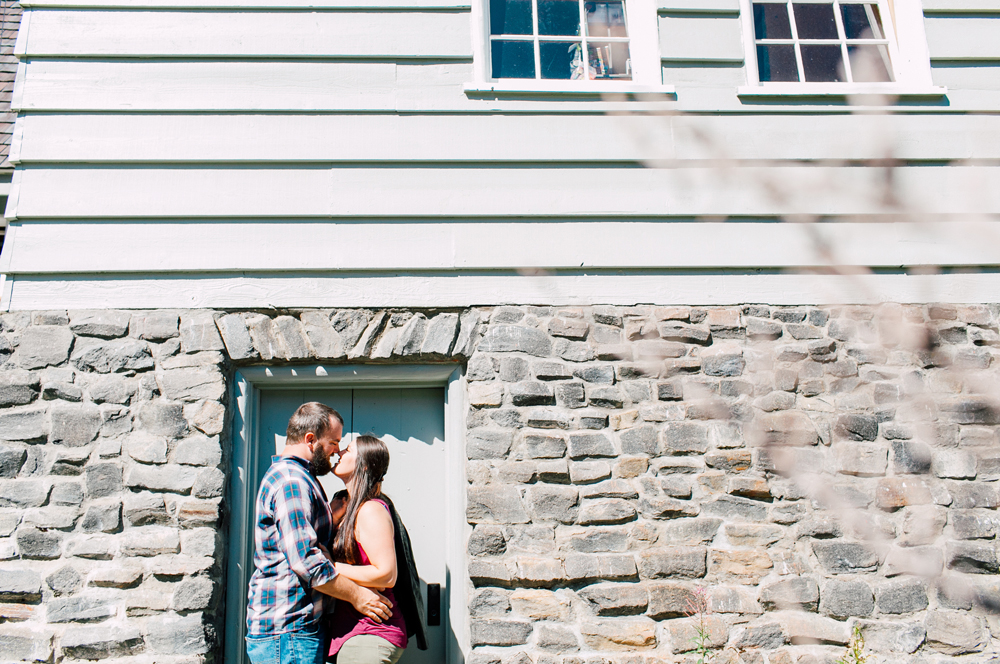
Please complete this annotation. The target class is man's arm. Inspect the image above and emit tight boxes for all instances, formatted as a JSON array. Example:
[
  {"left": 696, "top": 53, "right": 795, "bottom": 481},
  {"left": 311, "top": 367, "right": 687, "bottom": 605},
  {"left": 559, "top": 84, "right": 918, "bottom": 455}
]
[{"left": 315, "top": 574, "right": 393, "bottom": 623}]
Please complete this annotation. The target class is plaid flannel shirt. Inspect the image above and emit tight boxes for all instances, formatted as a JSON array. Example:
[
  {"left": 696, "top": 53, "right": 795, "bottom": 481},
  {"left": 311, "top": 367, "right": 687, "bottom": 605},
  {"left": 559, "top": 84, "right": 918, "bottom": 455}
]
[{"left": 246, "top": 455, "right": 337, "bottom": 635}]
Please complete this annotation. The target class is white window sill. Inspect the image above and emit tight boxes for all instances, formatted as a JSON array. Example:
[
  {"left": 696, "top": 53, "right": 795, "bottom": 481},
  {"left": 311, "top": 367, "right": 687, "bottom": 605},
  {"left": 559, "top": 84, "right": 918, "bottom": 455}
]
[
  {"left": 465, "top": 81, "right": 677, "bottom": 96},
  {"left": 737, "top": 83, "right": 948, "bottom": 99}
]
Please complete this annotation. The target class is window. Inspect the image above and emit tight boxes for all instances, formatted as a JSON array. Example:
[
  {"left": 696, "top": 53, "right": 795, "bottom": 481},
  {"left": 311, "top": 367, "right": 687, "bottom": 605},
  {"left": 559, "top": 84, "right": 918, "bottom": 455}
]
[
  {"left": 753, "top": 0, "right": 894, "bottom": 82},
  {"left": 489, "top": 0, "right": 634, "bottom": 80},
  {"left": 739, "top": 0, "right": 944, "bottom": 95}
]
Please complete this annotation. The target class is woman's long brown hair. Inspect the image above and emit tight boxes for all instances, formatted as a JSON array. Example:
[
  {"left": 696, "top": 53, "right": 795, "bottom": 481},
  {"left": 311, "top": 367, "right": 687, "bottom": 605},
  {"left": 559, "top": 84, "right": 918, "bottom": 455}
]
[{"left": 330, "top": 434, "right": 390, "bottom": 565}]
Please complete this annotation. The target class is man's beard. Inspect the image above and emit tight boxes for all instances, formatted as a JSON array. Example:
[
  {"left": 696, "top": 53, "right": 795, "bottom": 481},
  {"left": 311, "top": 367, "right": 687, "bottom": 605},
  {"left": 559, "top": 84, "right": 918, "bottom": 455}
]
[{"left": 310, "top": 445, "right": 332, "bottom": 476}]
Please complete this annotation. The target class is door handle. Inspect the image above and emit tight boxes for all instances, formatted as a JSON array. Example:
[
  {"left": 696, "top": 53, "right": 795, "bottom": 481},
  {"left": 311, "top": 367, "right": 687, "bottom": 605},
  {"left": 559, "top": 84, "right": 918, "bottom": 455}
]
[{"left": 427, "top": 583, "right": 441, "bottom": 626}]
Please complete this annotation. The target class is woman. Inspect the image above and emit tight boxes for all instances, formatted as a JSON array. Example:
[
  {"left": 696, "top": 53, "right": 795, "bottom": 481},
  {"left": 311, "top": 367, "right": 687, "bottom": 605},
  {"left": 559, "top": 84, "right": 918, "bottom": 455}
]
[{"left": 327, "top": 435, "right": 409, "bottom": 664}]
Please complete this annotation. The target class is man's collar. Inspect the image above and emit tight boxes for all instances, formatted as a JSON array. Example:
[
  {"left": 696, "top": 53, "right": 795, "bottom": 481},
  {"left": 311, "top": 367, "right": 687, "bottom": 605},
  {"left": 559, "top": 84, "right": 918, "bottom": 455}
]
[{"left": 275, "top": 454, "right": 312, "bottom": 474}]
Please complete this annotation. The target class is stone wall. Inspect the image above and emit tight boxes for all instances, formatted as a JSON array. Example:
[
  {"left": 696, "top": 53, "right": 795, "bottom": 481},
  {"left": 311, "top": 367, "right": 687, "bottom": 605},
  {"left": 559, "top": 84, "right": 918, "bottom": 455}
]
[{"left": 0, "top": 304, "right": 998, "bottom": 664}]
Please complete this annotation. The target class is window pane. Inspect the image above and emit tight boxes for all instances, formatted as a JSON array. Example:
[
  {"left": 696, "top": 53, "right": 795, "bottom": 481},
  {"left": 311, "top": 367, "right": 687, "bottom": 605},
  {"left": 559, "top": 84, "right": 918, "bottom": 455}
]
[
  {"left": 540, "top": 41, "right": 582, "bottom": 78},
  {"left": 841, "top": 3, "right": 883, "bottom": 39},
  {"left": 586, "top": 1, "right": 628, "bottom": 37},
  {"left": 793, "top": 3, "right": 838, "bottom": 39},
  {"left": 539, "top": 0, "right": 581, "bottom": 35},
  {"left": 756, "top": 44, "right": 798, "bottom": 81},
  {"left": 587, "top": 41, "right": 632, "bottom": 78},
  {"left": 801, "top": 44, "right": 845, "bottom": 81},
  {"left": 753, "top": 3, "right": 792, "bottom": 39},
  {"left": 492, "top": 40, "right": 536, "bottom": 78},
  {"left": 490, "top": 0, "right": 533, "bottom": 35},
  {"left": 848, "top": 43, "right": 891, "bottom": 81}
]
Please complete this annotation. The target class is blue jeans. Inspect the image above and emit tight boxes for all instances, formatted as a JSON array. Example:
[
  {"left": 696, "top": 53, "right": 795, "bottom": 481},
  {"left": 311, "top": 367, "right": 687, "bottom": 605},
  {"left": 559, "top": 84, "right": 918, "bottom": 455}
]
[{"left": 246, "top": 624, "right": 326, "bottom": 664}]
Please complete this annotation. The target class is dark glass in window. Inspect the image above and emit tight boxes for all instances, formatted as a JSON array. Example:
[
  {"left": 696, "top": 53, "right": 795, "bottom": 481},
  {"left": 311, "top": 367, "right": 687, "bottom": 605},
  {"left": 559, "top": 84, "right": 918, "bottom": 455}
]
[
  {"left": 801, "top": 44, "right": 845, "bottom": 80},
  {"left": 492, "top": 40, "right": 536, "bottom": 77},
  {"left": 540, "top": 41, "right": 581, "bottom": 78},
  {"left": 490, "top": 0, "right": 533, "bottom": 35},
  {"left": 793, "top": 3, "right": 838, "bottom": 39},
  {"left": 586, "top": 1, "right": 628, "bottom": 37},
  {"left": 587, "top": 41, "right": 631, "bottom": 78},
  {"left": 753, "top": 3, "right": 792, "bottom": 39},
  {"left": 848, "top": 43, "right": 891, "bottom": 80},
  {"left": 841, "top": 3, "right": 882, "bottom": 38},
  {"left": 539, "top": 0, "right": 581, "bottom": 35},
  {"left": 756, "top": 44, "right": 798, "bottom": 81}
]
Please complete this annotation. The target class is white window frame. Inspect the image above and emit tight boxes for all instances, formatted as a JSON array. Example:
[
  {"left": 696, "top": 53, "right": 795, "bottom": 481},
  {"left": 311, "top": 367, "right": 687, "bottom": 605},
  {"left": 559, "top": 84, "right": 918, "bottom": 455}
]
[
  {"left": 466, "top": 0, "right": 674, "bottom": 94},
  {"left": 737, "top": 0, "right": 945, "bottom": 97}
]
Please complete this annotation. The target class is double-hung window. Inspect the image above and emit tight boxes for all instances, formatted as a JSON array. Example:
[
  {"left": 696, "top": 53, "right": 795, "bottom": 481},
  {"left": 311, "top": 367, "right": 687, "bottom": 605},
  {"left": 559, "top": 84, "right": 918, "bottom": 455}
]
[
  {"left": 752, "top": 0, "right": 894, "bottom": 82},
  {"left": 489, "top": 0, "right": 634, "bottom": 80}
]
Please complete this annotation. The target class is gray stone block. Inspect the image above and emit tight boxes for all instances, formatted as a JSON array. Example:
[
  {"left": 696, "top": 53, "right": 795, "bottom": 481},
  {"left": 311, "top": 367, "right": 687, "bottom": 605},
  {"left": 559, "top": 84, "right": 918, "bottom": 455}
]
[
  {"left": 662, "top": 518, "right": 722, "bottom": 545},
  {"left": 526, "top": 485, "right": 578, "bottom": 523},
  {"left": 521, "top": 433, "right": 566, "bottom": 459},
  {"left": 0, "top": 569, "right": 42, "bottom": 601},
  {"left": 554, "top": 339, "right": 597, "bottom": 362},
  {"left": 17, "top": 526, "right": 62, "bottom": 559},
  {"left": 563, "top": 554, "right": 637, "bottom": 582},
  {"left": 121, "top": 526, "right": 180, "bottom": 556},
  {"left": 701, "top": 495, "right": 767, "bottom": 521},
  {"left": 645, "top": 581, "right": 695, "bottom": 619},
  {"left": 567, "top": 527, "right": 627, "bottom": 553},
  {"left": 568, "top": 433, "right": 615, "bottom": 459},
  {"left": 467, "top": 486, "right": 530, "bottom": 524},
  {"left": 50, "top": 481, "right": 84, "bottom": 506},
  {"left": 62, "top": 625, "right": 145, "bottom": 658},
  {"left": 760, "top": 576, "right": 819, "bottom": 612},
  {"left": 875, "top": 578, "right": 928, "bottom": 614},
  {"left": 637, "top": 547, "right": 706, "bottom": 579},
  {"left": 577, "top": 499, "right": 636, "bottom": 525},
  {"left": 946, "top": 541, "right": 998, "bottom": 574},
  {"left": 619, "top": 425, "right": 658, "bottom": 455},
  {"left": 132, "top": 311, "right": 179, "bottom": 341},
  {"left": 420, "top": 313, "right": 459, "bottom": 355},
  {"left": 587, "top": 386, "right": 623, "bottom": 408},
  {"left": 86, "top": 463, "right": 122, "bottom": 498},
  {"left": 835, "top": 442, "right": 887, "bottom": 476},
  {"left": 0, "top": 370, "right": 40, "bottom": 407},
  {"left": 932, "top": 450, "right": 977, "bottom": 479},
  {"left": 554, "top": 383, "right": 586, "bottom": 408},
  {"left": 467, "top": 429, "right": 513, "bottom": 460},
  {"left": 193, "top": 467, "right": 226, "bottom": 498},
  {"left": 0, "top": 626, "right": 54, "bottom": 662},
  {"left": 536, "top": 625, "right": 579, "bottom": 653},
  {"left": 15, "top": 326, "right": 74, "bottom": 370},
  {"left": 580, "top": 479, "right": 637, "bottom": 499},
  {"left": 81, "top": 502, "right": 121, "bottom": 533},
  {"left": 0, "top": 405, "right": 48, "bottom": 441},
  {"left": 727, "top": 622, "right": 785, "bottom": 650},
  {"left": 658, "top": 322, "right": 710, "bottom": 344},
  {"left": 548, "top": 317, "right": 589, "bottom": 340},
  {"left": 0, "top": 443, "right": 27, "bottom": 478},
  {"left": 468, "top": 560, "right": 513, "bottom": 586},
  {"left": 393, "top": 314, "right": 428, "bottom": 356},
  {"left": 179, "top": 313, "right": 225, "bottom": 353},
  {"left": 572, "top": 365, "right": 614, "bottom": 385},
  {"left": 137, "top": 400, "right": 188, "bottom": 438},
  {"left": 703, "top": 351, "right": 745, "bottom": 377},
  {"left": 891, "top": 439, "right": 932, "bottom": 474},
  {"left": 48, "top": 402, "right": 102, "bottom": 447},
  {"left": 215, "top": 313, "right": 258, "bottom": 360},
  {"left": 124, "top": 491, "right": 168, "bottom": 526},
  {"left": 470, "top": 619, "right": 532, "bottom": 647},
  {"left": 498, "top": 357, "right": 528, "bottom": 382},
  {"left": 855, "top": 619, "right": 924, "bottom": 654},
  {"left": 638, "top": 494, "right": 699, "bottom": 518},
  {"left": 951, "top": 510, "right": 997, "bottom": 539},
  {"left": 478, "top": 325, "right": 551, "bottom": 357},
  {"left": 746, "top": 317, "right": 783, "bottom": 340},
  {"left": 274, "top": 315, "right": 315, "bottom": 359},
  {"left": 174, "top": 434, "right": 223, "bottom": 467},
  {"left": 453, "top": 310, "right": 483, "bottom": 357},
  {"left": 69, "top": 310, "right": 130, "bottom": 338},
  {"left": 127, "top": 431, "right": 168, "bottom": 464},
  {"left": 0, "top": 480, "right": 51, "bottom": 508},
  {"left": 820, "top": 579, "right": 873, "bottom": 619},
  {"left": 125, "top": 464, "right": 198, "bottom": 494},
  {"left": 662, "top": 422, "right": 709, "bottom": 455},
  {"left": 157, "top": 368, "right": 225, "bottom": 402},
  {"left": 951, "top": 483, "right": 999, "bottom": 509},
  {"left": 579, "top": 582, "right": 647, "bottom": 616},
  {"left": 86, "top": 374, "right": 137, "bottom": 405},
  {"left": 468, "top": 525, "right": 506, "bottom": 557},
  {"left": 173, "top": 576, "right": 215, "bottom": 611},
  {"left": 812, "top": 541, "right": 879, "bottom": 574},
  {"left": 72, "top": 338, "right": 154, "bottom": 373},
  {"left": 510, "top": 382, "right": 555, "bottom": 406},
  {"left": 47, "top": 595, "right": 116, "bottom": 623},
  {"left": 469, "top": 588, "right": 510, "bottom": 617},
  {"left": 43, "top": 568, "right": 77, "bottom": 598}
]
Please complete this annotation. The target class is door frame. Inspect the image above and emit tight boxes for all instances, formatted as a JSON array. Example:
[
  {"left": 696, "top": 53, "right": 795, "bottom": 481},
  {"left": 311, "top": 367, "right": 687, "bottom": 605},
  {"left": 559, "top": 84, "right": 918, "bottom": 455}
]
[{"left": 225, "top": 364, "right": 468, "bottom": 664}]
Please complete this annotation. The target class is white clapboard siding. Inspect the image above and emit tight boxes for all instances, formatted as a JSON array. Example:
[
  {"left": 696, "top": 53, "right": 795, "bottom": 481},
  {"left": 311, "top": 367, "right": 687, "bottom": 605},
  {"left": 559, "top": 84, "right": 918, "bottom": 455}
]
[
  {"left": 924, "top": 16, "right": 1000, "bottom": 61},
  {"left": 23, "top": 0, "right": 470, "bottom": 7},
  {"left": 658, "top": 15, "right": 744, "bottom": 62},
  {"left": 13, "top": 113, "right": 1000, "bottom": 163},
  {"left": 8, "top": 272, "right": 1000, "bottom": 310},
  {"left": 7, "top": 165, "right": 1000, "bottom": 219},
  {"left": 5, "top": 221, "right": 1000, "bottom": 274},
  {"left": 18, "top": 8, "right": 472, "bottom": 58},
  {"left": 657, "top": 0, "right": 738, "bottom": 13},
  {"left": 15, "top": 61, "right": 399, "bottom": 111}
]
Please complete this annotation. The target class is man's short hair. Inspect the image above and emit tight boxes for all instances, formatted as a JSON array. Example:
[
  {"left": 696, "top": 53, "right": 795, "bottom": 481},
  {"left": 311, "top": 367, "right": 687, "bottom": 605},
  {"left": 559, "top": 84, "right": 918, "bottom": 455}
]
[{"left": 286, "top": 402, "right": 343, "bottom": 443}]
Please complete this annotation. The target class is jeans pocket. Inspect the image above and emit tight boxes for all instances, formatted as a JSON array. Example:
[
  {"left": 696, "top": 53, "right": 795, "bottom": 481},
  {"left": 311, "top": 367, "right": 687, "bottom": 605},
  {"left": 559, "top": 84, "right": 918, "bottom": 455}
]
[
  {"left": 245, "top": 634, "right": 280, "bottom": 664},
  {"left": 287, "top": 630, "right": 324, "bottom": 664}
]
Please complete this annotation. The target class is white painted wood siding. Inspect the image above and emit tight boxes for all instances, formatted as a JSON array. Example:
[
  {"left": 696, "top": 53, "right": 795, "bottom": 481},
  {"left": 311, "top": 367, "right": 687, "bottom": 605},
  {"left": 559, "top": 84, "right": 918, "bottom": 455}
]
[{"left": 1, "top": 0, "right": 998, "bottom": 310}]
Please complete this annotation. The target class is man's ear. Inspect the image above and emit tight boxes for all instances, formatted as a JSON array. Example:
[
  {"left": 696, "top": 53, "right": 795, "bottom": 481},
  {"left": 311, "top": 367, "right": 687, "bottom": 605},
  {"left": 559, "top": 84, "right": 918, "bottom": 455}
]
[{"left": 302, "top": 431, "right": 317, "bottom": 446}]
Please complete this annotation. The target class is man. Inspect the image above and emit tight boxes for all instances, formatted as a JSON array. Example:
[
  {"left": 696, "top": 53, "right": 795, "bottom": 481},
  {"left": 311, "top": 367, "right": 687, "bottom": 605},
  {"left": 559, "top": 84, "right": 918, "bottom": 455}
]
[{"left": 246, "top": 402, "right": 392, "bottom": 664}]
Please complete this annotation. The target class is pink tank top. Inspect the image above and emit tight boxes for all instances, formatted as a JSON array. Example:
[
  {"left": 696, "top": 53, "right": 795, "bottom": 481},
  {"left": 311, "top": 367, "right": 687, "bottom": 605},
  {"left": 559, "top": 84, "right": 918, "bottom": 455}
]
[{"left": 327, "top": 500, "right": 408, "bottom": 655}]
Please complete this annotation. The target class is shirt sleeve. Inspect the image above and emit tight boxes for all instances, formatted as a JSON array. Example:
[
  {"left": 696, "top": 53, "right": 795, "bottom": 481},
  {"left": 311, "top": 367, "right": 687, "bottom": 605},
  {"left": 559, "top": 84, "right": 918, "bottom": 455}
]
[{"left": 271, "top": 474, "right": 338, "bottom": 588}]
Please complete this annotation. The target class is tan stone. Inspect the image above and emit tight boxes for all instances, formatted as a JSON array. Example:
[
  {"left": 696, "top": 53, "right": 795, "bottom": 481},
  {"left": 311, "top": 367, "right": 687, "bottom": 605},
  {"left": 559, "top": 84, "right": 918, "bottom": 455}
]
[
  {"left": 728, "top": 476, "right": 771, "bottom": 501},
  {"left": 875, "top": 477, "right": 932, "bottom": 510},
  {"left": 724, "top": 523, "right": 782, "bottom": 548},
  {"left": 610, "top": 409, "right": 639, "bottom": 431},
  {"left": 664, "top": 615, "right": 728, "bottom": 654},
  {"left": 706, "top": 309, "right": 741, "bottom": 330},
  {"left": 654, "top": 307, "right": 691, "bottom": 321},
  {"left": 469, "top": 382, "right": 503, "bottom": 407},
  {"left": 697, "top": 470, "right": 727, "bottom": 492},
  {"left": 89, "top": 565, "right": 143, "bottom": 588},
  {"left": 510, "top": 589, "right": 570, "bottom": 621},
  {"left": 581, "top": 619, "right": 657, "bottom": 650},
  {"left": 613, "top": 456, "right": 648, "bottom": 479},
  {"left": 775, "top": 611, "right": 849, "bottom": 645},
  {"left": 0, "top": 603, "right": 40, "bottom": 621},
  {"left": 709, "top": 549, "right": 773, "bottom": 584},
  {"left": 189, "top": 400, "right": 225, "bottom": 436}
]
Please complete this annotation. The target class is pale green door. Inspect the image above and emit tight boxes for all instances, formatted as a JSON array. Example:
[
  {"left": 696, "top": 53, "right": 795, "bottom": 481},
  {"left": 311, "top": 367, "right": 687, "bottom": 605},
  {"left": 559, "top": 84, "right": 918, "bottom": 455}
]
[{"left": 256, "top": 387, "right": 447, "bottom": 664}]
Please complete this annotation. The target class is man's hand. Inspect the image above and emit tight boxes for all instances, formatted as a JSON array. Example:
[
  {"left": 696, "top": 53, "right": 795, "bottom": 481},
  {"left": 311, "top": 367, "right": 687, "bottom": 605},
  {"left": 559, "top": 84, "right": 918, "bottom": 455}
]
[
  {"left": 351, "top": 586, "right": 393, "bottom": 624},
  {"left": 316, "top": 572, "right": 393, "bottom": 623}
]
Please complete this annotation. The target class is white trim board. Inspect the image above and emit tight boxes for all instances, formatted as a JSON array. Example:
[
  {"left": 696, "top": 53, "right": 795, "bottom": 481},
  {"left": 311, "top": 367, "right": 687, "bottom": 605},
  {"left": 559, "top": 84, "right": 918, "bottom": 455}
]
[
  {"left": 6, "top": 221, "right": 1000, "bottom": 274},
  {"left": 6, "top": 272, "right": 1000, "bottom": 310}
]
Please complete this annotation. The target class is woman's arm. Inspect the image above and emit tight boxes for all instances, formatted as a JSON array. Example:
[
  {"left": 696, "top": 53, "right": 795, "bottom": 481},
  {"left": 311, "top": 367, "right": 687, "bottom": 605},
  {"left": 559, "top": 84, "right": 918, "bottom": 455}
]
[{"left": 333, "top": 500, "right": 398, "bottom": 589}]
